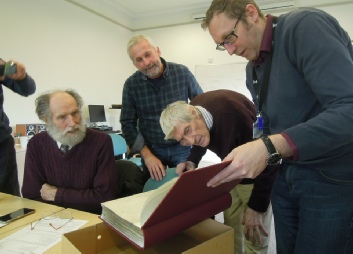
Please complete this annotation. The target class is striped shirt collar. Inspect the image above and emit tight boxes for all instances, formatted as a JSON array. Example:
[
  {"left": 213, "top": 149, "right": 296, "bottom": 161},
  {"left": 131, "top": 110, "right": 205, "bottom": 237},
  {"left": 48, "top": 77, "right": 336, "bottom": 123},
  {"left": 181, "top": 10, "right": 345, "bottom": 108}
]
[
  {"left": 57, "top": 141, "right": 71, "bottom": 150},
  {"left": 195, "top": 106, "right": 213, "bottom": 130}
]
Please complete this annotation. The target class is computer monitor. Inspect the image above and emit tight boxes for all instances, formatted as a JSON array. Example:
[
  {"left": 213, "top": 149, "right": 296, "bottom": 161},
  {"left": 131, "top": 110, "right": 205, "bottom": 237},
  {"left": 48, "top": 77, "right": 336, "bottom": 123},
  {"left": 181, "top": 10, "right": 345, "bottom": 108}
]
[{"left": 88, "top": 105, "right": 106, "bottom": 124}]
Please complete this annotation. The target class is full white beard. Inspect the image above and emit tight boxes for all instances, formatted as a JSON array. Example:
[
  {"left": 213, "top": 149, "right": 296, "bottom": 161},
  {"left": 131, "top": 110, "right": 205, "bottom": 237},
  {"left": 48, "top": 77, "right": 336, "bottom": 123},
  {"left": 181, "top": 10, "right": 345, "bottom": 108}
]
[{"left": 46, "top": 121, "right": 86, "bottom": 147}]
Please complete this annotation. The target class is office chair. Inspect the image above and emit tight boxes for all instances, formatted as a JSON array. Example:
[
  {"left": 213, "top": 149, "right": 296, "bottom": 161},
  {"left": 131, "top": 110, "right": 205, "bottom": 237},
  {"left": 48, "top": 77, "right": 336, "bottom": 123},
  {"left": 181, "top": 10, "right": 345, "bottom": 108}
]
[
  {"left": 108, "top": 133, "right": 142, "bottom": 168},
  {"left": 115, "top": 159, "right": 145, "bottom": 198}
]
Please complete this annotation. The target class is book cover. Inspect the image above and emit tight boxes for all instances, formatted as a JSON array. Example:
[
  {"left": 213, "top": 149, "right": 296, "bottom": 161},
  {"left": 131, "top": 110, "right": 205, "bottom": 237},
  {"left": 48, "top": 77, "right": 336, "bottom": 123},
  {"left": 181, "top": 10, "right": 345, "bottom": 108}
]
[{"left": 100, "top": 160, "right": 241, "bottom": 249}]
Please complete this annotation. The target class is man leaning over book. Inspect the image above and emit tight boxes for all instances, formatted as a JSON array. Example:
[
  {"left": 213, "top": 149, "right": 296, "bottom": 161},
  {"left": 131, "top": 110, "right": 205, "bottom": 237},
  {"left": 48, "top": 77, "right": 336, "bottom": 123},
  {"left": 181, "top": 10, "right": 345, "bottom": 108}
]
[{"left": 160, "top": 90, "right": 277, "bottom": 254}]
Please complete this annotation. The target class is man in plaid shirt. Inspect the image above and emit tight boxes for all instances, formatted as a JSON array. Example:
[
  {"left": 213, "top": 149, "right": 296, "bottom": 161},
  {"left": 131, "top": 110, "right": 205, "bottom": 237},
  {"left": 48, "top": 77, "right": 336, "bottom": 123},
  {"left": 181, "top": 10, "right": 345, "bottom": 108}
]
[{"left": 120, "top": 34, "right": 203, "bottom": 183}]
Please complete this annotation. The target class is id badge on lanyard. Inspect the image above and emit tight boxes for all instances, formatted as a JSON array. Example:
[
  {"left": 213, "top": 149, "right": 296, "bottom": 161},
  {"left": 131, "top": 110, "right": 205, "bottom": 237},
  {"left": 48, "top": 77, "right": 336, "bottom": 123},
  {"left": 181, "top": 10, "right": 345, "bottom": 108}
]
[
  {"left": 252, "top": 16, "right": 277, "bottom": 140},
  {"left": 253, "top": 112, "right": 263, "bottom": 139}
]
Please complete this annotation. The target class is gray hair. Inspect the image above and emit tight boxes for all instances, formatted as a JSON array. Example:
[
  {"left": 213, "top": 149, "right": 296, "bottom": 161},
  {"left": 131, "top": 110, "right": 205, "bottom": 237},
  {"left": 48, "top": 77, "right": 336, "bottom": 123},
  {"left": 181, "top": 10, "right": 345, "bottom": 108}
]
[
  {"left": 127, "top": 34, "right": 157, "bottom": 59},
  {"left": 160, "top": 101, "right": 198, "bottom": 140},
  {"left": 35, "top": 89, "right": 83, "bottom": 123},
  {"left": 201, "top": 0, "right": 264, "bottom": 30}
]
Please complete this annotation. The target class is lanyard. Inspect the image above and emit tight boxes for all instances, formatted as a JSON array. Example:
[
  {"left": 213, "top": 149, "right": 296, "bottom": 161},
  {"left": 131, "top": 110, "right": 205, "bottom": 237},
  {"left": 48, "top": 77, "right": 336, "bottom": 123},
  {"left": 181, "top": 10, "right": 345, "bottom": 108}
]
[{"left": 252, "top": 16, "right": 278, "bottom": 115}]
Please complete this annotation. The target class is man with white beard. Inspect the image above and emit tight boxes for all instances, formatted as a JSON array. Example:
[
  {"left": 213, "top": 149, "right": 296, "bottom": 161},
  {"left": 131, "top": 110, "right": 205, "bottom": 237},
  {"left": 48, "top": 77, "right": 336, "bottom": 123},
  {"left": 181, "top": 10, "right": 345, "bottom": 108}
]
[{"left": 22, "top": 89, "right": 117, "bottom": 214}]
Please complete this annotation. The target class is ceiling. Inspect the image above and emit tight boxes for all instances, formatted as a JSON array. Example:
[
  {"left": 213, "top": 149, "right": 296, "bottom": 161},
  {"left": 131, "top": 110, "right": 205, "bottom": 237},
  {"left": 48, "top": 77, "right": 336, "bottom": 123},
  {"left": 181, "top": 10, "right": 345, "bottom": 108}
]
[{"left": 64, "top": 0, "right": 350, "bottom": 31}]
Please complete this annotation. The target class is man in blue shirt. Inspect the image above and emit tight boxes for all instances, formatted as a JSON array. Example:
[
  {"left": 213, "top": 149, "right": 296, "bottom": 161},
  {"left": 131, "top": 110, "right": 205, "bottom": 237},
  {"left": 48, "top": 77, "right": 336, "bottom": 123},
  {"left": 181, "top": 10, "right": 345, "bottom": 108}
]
[
  {"left": 120, "top": 35, "right": 203, "bottom": 182},
  {"left": 0, "top": 59, "right": 36, "bottom": 196},
  {"left": 202, "top": 0, "right": 353, "bottom": 253}
]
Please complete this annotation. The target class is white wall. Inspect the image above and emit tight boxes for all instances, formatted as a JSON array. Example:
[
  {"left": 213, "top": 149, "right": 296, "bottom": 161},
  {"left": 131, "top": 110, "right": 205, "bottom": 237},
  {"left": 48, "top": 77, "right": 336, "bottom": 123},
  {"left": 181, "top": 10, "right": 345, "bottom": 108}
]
[
  {"left": 1, "top": 0, "right": 134, "bottom": 131},
  {"left": 319, "top": 3, "right": 353, "bottom": 35},
  {"left": 142, "top": 3, "right": 353, "bottom": 74},
  {"left": 2, "top": 1, "right": 352, "bottom": 133}
]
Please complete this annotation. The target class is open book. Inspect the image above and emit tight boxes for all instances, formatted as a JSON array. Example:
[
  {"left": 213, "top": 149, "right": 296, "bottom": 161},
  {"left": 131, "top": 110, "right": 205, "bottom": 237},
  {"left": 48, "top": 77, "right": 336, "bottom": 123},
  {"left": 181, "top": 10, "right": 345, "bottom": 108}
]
[{"left": 100, "top": 160, "right": 241, "bottom": 249}]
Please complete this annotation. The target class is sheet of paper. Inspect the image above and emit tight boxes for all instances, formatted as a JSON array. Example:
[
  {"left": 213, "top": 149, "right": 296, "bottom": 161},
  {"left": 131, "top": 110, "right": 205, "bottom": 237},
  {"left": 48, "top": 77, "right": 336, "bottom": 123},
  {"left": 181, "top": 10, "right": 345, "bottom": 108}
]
[{"left": 0, "top": 218, "right": 87, "bottom": 254}]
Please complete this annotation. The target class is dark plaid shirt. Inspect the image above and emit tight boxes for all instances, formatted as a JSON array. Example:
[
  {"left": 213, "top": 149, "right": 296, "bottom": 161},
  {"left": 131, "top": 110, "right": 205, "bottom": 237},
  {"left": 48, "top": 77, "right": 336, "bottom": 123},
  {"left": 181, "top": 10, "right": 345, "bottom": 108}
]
[{"left": 120, "top": 58, "right": 203, "bottom": 148}]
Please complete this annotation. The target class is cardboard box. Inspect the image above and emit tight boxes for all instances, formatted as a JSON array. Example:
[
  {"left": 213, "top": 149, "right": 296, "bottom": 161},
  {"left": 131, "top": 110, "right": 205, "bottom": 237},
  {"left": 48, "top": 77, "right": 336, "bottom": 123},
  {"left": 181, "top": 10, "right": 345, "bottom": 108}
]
[{"left": 62, "top": 219, "right": 233, "bottom": 254}]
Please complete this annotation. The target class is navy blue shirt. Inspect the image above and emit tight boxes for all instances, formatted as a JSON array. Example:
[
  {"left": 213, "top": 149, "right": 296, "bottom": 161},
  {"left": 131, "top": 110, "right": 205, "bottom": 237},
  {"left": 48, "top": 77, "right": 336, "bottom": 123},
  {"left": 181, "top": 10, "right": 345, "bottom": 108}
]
[{"left": 246, "top": 8, "right": 353, "bottom": 171}]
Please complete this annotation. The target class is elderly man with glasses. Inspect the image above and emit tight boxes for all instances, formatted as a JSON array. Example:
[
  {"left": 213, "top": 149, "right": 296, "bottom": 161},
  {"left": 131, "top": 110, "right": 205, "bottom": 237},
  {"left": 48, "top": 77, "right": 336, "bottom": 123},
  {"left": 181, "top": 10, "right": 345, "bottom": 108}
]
[
  {"left": 202, "top": 0, "right": 353, "bottom": 253},
  {"left": 160, "top": 90, "right": 276, "bottom": 254}
]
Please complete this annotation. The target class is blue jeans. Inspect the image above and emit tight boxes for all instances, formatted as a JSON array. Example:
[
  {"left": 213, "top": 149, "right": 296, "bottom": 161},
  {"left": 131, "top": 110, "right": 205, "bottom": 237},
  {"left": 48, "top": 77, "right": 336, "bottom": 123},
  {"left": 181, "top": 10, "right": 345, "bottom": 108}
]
[
  {"left": 272, "top": 163, "right": 353, "bottom": 254},
  {"left": 142, "top": 143, "right": 190, "bottom": 177}
]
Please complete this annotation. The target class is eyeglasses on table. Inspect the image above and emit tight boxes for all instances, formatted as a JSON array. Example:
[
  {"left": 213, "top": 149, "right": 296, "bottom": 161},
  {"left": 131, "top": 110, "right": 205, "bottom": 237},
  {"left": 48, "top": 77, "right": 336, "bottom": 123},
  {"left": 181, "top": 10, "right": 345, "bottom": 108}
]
[{"left": 30, "top": 210, "right": 73, "bottom": 230}]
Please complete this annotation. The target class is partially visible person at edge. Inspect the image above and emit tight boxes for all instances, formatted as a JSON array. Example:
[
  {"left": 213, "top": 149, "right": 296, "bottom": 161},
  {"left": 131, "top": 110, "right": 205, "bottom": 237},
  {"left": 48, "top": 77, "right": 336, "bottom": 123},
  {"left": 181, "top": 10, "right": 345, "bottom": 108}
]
[
  {"left": 0, "top": 58, "right": 36, "bottom": 196},
  {"left": 160, "top": 90, "right": 277, "bottom": 254},
  {"left": 22, "top": 89, "right": 116, "bottom": 214},
  {"left": 120, "top": 34, "right": 203, "bottom": 183},
  {"left": 201, "top": 0, "right": 353, "bottom": 253}
]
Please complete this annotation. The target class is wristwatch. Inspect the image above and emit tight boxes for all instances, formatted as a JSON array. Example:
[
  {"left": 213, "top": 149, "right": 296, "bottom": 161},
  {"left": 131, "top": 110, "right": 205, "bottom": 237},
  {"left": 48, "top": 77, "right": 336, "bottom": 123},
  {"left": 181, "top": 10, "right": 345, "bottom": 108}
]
[{"left": 260, "top": 136, "right": 282, "bottom": 165}]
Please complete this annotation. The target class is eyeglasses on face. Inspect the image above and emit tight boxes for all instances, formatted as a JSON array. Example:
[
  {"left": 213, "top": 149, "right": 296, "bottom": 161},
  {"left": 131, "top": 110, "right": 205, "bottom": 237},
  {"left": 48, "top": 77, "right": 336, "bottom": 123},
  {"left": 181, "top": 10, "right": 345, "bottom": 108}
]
[
  {"left": 216, "top": 13, "right": 243, "bottom": 51},
  {"left": 30, "top": 210, "right": 73, "bottom": 230}
]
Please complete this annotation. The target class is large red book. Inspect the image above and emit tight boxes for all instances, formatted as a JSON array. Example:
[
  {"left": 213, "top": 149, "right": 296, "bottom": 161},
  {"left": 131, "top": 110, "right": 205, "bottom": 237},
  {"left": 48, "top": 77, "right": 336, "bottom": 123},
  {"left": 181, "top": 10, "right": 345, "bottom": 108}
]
[{"left": 100, "top": 160, "right": 241, "bottom": 249}]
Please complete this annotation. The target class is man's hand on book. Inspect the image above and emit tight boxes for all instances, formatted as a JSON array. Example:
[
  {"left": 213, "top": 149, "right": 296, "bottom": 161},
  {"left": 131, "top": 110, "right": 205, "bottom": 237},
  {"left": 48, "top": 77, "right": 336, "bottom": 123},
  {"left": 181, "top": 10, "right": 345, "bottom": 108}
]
[
  {"left": 176, "top": 161, "right": 196, "bottom": 175},
  {"left": 145, "top": 156, "right": 166, "bottom": 181},
  {"left": 141, "top": 146, "right": 166, "bottom": 181}
]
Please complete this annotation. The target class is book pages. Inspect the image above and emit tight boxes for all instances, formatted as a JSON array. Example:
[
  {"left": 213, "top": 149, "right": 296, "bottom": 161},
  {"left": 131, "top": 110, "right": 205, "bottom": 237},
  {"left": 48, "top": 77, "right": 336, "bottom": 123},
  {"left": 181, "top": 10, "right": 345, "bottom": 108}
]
[
  {"left": 140, "top": 177, "right": 178, "bottom": 225},
  {"left": 101, "top": 191, "right": 153, "bottom": 247},
  {"left": 100, "top": 161, "right": 235, "bottom": 249},
  {"left": 101, "top": 178, "right": 178, "bottom": 248}
]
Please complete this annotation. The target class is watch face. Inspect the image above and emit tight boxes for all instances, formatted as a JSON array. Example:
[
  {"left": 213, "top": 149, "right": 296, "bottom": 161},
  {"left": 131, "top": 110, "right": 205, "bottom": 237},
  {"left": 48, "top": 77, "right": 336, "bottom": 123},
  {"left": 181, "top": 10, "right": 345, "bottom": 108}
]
[{"left": 267, "top": 153, "right": 282, "bottom": 165}]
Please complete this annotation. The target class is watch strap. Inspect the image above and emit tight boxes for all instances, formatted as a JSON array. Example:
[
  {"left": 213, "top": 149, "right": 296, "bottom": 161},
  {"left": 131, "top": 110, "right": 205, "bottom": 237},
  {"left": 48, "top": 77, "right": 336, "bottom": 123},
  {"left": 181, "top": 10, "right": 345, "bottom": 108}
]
[
  {"left": 260, "top": 136, "right": 282, "bottom": 165},
  {"left": 260, "top": 136, "right": 277, "bottom": 154}
]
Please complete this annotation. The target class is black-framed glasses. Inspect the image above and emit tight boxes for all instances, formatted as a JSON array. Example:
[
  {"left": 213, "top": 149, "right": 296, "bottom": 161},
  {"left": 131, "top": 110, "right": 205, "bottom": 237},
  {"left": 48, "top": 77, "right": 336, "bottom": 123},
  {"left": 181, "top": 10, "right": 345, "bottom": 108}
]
[
  {"left": 216, "top": 13, "right": 243, "bottom": 51},
  {"left": 30, "top": 210, "right": 73, "bottom": 230}
]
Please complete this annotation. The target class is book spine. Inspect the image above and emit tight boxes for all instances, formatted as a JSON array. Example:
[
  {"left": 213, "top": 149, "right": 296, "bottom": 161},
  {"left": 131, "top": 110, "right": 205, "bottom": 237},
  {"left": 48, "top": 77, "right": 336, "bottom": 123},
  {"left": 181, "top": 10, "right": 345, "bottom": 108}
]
[{"left": 141, "top": 193, "right": 231, "bottom": 249}]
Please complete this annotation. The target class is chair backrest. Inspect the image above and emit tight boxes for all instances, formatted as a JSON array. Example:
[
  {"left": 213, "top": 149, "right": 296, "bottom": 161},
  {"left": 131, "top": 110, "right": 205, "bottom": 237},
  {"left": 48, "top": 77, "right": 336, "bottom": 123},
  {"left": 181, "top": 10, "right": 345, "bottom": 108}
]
[
  {"left": 128, "top": 156, "right": 142, "bottom": 167},
  {"left": 108, "top": 134, "right": 128, "bottom": 157},
  {"left": 115, "top": 159, "right": 145, "bottom": 198}
]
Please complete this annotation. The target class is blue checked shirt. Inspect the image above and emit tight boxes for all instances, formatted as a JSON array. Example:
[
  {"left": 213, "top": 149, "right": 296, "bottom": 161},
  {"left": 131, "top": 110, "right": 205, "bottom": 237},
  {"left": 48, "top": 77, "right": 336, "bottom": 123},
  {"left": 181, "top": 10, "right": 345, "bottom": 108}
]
[{"left": 120, "top": 58, "right": 203, "bottom": 148}]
